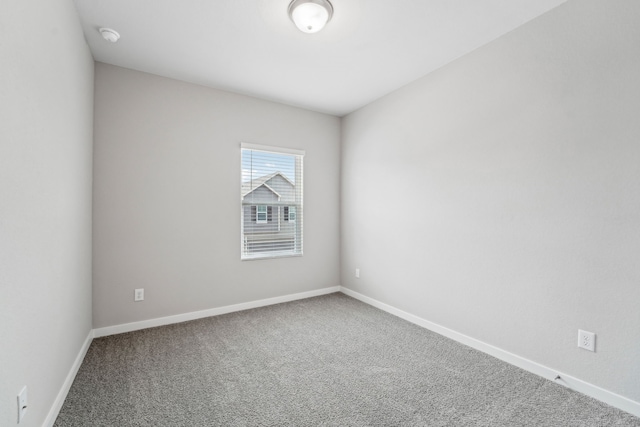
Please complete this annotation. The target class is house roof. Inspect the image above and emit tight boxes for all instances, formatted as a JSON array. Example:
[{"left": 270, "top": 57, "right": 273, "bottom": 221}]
[{"left": 241, "top": 172, "right": 294, "bottom": 199}]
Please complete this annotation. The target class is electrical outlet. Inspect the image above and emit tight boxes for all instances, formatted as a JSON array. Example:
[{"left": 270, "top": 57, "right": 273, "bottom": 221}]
[
  {"left": 134, "top": 288, "right": 144, "bottom": 302},
  {"left": 17, "top": 386, "right": 27, "bottom": 423},
  {"left": 355, "top": 268, "right": 360, "bottom": 278},
  {"left": 578, "top": 329, "right": 595, "bottom": 352}
]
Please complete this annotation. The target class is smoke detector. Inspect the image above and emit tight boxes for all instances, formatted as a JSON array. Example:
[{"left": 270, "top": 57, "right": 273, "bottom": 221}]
[{"left": 99, "top": 28, "right": 120, "bottom": 43}]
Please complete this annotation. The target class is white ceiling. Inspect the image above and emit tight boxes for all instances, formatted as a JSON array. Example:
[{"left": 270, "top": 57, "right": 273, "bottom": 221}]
[{"left": 73, "top": 0, "right": 566, "bottom": 116}]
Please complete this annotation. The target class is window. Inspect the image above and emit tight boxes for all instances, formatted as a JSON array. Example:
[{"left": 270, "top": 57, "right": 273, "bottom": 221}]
[
  {"left": 285, "top": 206, "right": 296, "bottom": 222},
  {"left": 241, "top": 143, "right": 304, "bottom": 259},
  {"left": 256, "top": 205, "right": 267, "bottom": 223}
]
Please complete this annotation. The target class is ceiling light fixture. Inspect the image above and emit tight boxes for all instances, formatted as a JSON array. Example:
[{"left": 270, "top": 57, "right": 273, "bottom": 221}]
[
  {"left": 288, "top": 0, "right": 333, "bottom": 34},
  {"left": 99, "top": 28, "right": 120, "bottom": 43}
]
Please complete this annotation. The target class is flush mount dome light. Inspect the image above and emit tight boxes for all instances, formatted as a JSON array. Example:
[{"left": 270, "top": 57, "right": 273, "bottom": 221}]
[
  {"left": 99, "top": 28, "right": 120, "bottom": 43},
  {"left": 288, "top": 0, "right": 333, "bottom": 34}
]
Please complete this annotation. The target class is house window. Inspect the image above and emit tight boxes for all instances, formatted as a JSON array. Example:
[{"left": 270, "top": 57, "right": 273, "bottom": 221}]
[
  {"left": 285, "top": 206, "right": 296, "bottom": 222},
  {"left": 256, "top": 205, "right": 267, "bottom": 223},
  {"left": 241, "top": 143, "right": 304, "bottom": 260}
]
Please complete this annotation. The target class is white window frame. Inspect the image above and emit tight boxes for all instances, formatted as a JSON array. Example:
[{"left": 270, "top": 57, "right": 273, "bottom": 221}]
[
  {"left": 241, "top": 143, "right": 304, "bottom": 260},
  {"left": 256, "top": 205, "right": 268, "bottom": 224}
]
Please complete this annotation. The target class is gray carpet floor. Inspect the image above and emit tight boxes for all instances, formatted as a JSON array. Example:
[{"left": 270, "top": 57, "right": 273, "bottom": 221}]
[{"left": 55, "top": 293, "right": 640, "bottom": 426}]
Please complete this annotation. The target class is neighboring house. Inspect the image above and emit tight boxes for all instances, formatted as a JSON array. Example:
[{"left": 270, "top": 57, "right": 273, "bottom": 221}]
[{"left": 241, "top": 172, "right": 299, "bottom": 255}]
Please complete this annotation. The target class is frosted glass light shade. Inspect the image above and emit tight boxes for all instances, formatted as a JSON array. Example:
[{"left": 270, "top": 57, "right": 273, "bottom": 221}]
[{"left": 288, "top": 0, "right": 333, "bottom": 34}]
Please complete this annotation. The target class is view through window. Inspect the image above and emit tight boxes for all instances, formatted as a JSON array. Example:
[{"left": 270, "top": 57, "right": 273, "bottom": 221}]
[{"left": 241, "top": 144, "right": 304, "bottom": 259}]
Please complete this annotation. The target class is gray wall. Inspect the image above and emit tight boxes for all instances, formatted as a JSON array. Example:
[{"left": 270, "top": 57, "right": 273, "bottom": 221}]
[
  {"left": 93, "top": 63, "right": 341, "bottom": 328},
  {"left": 341, "top": 0, "right": 640, "bottom": 403},
  {"left": 0, "top": 0, "right": 94, "bottom": 425}
]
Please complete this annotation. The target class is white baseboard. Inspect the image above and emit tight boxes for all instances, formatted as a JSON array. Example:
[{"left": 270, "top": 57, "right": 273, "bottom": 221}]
[
  {"left": 94, "top": 286, "right": 341, "bottom": 338},
  {"left": 45, "top": 286, "right": 639, "bottom": 424},
  {"left": 46, "top": 287, "right": 340, "bottom": 425},
  {"left": 339, "top": 286, "right": 640, "bottom": 418},
  {"left": 43, "top": 329, "right": 94, "bottom": 427}
]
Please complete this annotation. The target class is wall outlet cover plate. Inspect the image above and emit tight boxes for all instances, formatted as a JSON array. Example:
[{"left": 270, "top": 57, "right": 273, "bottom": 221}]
[{"left": 578, "top": 329, "right": 595, "bottom": 352}]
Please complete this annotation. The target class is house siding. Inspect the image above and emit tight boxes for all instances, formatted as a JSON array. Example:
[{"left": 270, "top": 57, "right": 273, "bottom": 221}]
[
  {"left": 264, "top": 174, "right": 296, "bottom": 202},
  {"left": 242, "top": 174, "right": 300, "bottom": 255}
]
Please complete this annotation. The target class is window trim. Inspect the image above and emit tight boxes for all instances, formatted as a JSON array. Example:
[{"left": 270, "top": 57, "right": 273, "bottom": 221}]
[
  {"left": 241, "top": 143, "right": 304, "bottom": 261},
  {"left": 256, "top": 205, "right": 268, "bottom": 224}
]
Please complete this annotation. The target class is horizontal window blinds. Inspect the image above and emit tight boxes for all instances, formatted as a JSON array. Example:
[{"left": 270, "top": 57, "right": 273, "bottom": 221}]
[{"left": 241, "top": 144, "right": 304, "bottom": 259}]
